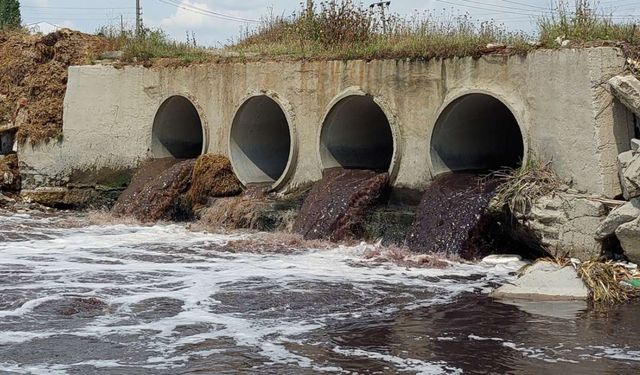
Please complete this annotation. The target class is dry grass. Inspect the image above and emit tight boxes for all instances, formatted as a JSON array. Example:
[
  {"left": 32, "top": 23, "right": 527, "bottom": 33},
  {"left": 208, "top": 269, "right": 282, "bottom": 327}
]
[
  {"left": 232, "top": 1, "right": 533, "bottom": 60},
  {"left": 230, "top": 0, "right": 640, "bottom": 61},
  {"left": 97, "top": 26, "right": 214, "bottom": 64},
  {"left": 539, "top": 0, "right": 639, "bottom": 46},
  {"left": 490, "top": 158, "right": 561, "bottom": 214},
  {"left": 577, "top": 260, "right": 640, "bottom": 305},
  {"left": 532, "top": 257, "right": 640, "bottom": 305}
]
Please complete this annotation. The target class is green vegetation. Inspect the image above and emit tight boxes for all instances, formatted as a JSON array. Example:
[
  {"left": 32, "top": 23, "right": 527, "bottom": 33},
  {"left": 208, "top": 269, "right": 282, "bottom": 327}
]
[
  {"left": 232, "top": 0, "right": 532, "bottom": 59},
  {"left": 97, "top": 26, "right": 214, "bottom": 64},
  {"left": 539, "top": 0, "right": 638, "bottom": 46},
  {"left": 231, "top": 0, "right": 639, "bottom": 60},
  {"left": 92, "top": 0, "right": 639, "bottom": 63},
  {"left": 0, "top": 0, "right": 21, "bottom": 30}
]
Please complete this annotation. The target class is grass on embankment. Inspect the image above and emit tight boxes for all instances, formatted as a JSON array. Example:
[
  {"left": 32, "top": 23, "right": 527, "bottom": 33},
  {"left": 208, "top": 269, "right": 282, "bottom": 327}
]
[
  {"left": 229, "top": 0, "right": 639, "bottom": 61},
  {"left": 96, "top": 27, "right": 215, "bottom": 65},
  {"left": 96, "top": 0, "right": 639, "bottom": 64}
]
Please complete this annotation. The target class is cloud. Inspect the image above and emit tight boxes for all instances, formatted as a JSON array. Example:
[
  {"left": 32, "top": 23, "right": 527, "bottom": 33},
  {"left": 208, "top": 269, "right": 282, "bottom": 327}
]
[{"left": 160, "top": 0, "right": 213, "bottom": 28}]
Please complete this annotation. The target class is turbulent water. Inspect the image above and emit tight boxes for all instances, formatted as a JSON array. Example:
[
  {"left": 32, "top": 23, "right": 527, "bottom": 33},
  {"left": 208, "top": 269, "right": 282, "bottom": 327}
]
[{"left": 1, "top": 210, "right": 640, "bottom": 374}]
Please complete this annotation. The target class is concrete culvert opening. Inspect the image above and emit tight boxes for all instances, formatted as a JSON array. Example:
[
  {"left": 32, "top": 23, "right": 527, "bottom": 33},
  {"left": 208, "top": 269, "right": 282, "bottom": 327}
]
[
  {"left": 431, "top": 94, "right": 524, "bottom": 174},
  {"left": 152, "top": 96, "right": 204, "bottom": 159},
  {"left": 320, "top": 95, "right": 394, "bottom": 172},
  {"left": 230, "top": 96, "right": 292, "bottom": 186}
]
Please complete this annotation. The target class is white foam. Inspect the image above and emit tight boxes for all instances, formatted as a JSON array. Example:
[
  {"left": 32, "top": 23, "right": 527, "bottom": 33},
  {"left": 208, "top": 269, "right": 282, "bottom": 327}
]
[{"left": 0, "top": 213, "right": 521, "bottom": 372}]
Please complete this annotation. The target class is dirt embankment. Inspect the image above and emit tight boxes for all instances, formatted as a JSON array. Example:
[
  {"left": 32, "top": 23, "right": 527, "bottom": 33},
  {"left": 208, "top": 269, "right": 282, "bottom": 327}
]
[{"left": 0, "top": 29, "right": 109, "bottom": 144}]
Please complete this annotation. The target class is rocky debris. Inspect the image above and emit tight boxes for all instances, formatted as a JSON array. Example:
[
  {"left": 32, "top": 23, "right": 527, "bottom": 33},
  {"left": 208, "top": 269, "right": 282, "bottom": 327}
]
[
  {"left": 524, "top": 193, "right": 608, "bottom": 260},
  {"left": 481, "top": 43, "right": 506, "bottom": 54},
  {"left": 0, "top": 153, "right": 20, "bottom": 192},
  {"left": 596, "top": 198, "right": 640, "bottom": 239},
  {"left": 406, "top": 173, "right": 503, "bottom": 260},
  {"left": 491, "top": 261, "right": 589, "bottom": 300},
  {"left": 186, "top": 154, "right": 242, "bottom": 210},
  {"left": 617, "top": 149, "right": 640, "bottom": 200},
  {"left": 613, "top": 219, "right": 640, "bottom": 264},
  {"left": 609, "top": 75, "right": 640, "bottom": 118},
  {"left": 0, "top": 29, "right": 110, "bottom": 143},
  {"left": 293, "top": 168, "right": 389, "bottom": 241},
  {"left": 113, "top": 159, "right": 196, "bottom": 222}
]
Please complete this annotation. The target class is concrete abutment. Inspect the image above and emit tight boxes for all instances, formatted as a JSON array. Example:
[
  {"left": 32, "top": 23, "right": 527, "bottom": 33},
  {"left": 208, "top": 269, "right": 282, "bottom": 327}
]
[{"left": 17, "top": 47, "right": 632, "bottom": 202}]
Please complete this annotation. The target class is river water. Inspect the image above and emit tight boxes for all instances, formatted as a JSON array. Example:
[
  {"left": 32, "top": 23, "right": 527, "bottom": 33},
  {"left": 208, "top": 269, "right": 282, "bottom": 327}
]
[{"left": 1, "top": 209, "right": 639, "bottom": 374}]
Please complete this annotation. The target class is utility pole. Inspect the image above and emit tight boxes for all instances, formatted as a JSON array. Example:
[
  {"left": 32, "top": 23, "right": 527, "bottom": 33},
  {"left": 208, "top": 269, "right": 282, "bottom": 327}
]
[
  {"left": 306, "top": 1, "right": 314, "bottom": 17},
  {"left": 369, "top": 1, "right": 391, "bottom": 34},
  {"left": 135, "top": 0, "right": 142, "bottom": 37},
  {"left": 120, "top": 14, "right": 124, "bottom": 35}
]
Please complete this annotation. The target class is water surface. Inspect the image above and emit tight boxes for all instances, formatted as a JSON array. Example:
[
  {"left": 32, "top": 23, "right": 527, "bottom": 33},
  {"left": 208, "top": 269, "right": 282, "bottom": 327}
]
[{"left": 1, "top": 210, "right": 639, "bottom": 374}]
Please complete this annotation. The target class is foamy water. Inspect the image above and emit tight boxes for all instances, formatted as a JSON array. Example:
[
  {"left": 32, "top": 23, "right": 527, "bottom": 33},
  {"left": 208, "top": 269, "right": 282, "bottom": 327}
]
[{"left": 1, "top": 210, "right": 639, "bottom": 374}]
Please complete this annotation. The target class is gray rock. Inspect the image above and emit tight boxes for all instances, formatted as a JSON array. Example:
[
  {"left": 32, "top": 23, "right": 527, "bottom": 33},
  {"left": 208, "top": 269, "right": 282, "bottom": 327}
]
[
  {"left": 632, "top": 138, "right": 640, "bottom": 153},
  {"left": 609, "top": 75, "right": 640, "bottom": 118},
  {"left": 522, "top": 193, "right": 607, "bottom": 261},
  {"left": 615, "top": 217, "right": 640, "bottom": 264},
  {"left": 618, "top": 151, "right": 640, "bottom": 200},
  {"left": 595, "top": 198, "right": 640, "bottom": 239},
  {"left": 491, "top": 261, "right": 589, "bottom": 300},
  {"left": 567, "top": 198, "right": 606, "bottom": 219}
]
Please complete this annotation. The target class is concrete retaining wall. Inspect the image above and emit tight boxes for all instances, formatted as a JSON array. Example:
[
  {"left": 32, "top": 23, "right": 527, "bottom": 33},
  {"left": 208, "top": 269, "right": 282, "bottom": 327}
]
[{"left": 19, "top": 47, "right": 634, "bottom": 197}]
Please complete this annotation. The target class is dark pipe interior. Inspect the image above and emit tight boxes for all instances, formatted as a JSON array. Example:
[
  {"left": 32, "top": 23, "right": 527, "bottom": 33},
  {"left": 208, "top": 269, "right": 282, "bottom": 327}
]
[
  {"left": 431, "top": 94, "right": 524, "bottom": 173},
  {"left": 320, "top": 95, "right": 394, "bottom": 172},
  {"left": 230, "top": 96, "right": 292, "bottom": 184},
  {"left": 151, "top": 96, "right": 204, "bottom": 159}
]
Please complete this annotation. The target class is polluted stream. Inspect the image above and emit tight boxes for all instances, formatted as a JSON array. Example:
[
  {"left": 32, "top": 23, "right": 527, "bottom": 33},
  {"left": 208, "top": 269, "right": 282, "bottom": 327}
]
[{"left": 1, "top": 209, "right": 640, "bottom": 374}]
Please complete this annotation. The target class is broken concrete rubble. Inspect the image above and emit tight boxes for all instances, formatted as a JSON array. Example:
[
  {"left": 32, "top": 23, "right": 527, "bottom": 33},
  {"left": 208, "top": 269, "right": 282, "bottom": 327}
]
[
  {"left": 614, "top": 218, "right": 640, "bottom": 264},
  {"left": 618, "top": 149, "right": 640, "bottom": 200},
  {"left": 523, "top": 193, "right": 607, "bottom": 261},
  {"left": 596, "top": 198, "right": 640, "bottom": 239},
  {"left": 609, "top": 75, "right": 640, "bottom": 118},
  {"left": 491, "top": 261, "right": 589, "bottom": 300}
]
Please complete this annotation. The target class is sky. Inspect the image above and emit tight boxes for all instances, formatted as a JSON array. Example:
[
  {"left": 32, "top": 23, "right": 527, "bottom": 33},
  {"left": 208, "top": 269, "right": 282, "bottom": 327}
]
[{"left": 19, "top": 0, "right": 640, "bottom": 47}]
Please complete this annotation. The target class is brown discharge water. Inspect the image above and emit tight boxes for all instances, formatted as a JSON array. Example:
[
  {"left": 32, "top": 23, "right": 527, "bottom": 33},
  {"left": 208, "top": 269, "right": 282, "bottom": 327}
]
[
  {"left": 113, "top": 159, "right": 195, "bottom": 222},
  {"left": 406, "top": 173, "right": 503, "bottom": 260},
  {"left": 0, "top": 153, "right": 20, "bottom": 193},
  {"left": 187, "top": 154, "right": 243, "bottom": 210},
  {"left": 113, "top": 155, "right": 243, "bottom": 223},
  {"left": 293, "top": 168, "right": 389, "bottom": 241},
  {"left": 2, "top": 210, "right": 640, "bottom": 374}
]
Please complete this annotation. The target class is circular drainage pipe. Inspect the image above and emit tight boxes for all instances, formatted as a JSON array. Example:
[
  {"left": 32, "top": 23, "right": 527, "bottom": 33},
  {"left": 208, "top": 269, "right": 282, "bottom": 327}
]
[
  {"left": 431, "top": 93, "right": 525, "bottom": 174},
  {"left": 320, "top": 95, "right": 395, "bottom": 172},
  {"left": 151, "top": 95, "right": 205, "bottom": 159},
  {"left": 229, "top": 94, "right": 296, "bottom": 189}
]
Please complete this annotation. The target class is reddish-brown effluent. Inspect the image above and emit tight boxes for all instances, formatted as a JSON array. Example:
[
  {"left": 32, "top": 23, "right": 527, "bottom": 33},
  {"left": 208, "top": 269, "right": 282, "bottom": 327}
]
[
  {"left": 405, "top": 173, "right": 503, "bottom": 260},
  {"left": 294, "top": 168, "right": 389, "bottom": 241}
]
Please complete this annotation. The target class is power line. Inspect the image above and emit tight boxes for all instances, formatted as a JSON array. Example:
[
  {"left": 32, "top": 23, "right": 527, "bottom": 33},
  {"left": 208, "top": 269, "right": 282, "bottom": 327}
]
[
  {"left": 493, "top": 0, "right": 551, "bottom": 11},
  {"left": 156, "top": 0, "right": 259, "bottom": 23},
  {"left": 21, "top": 6, "right": 135, "bottom": 10},
  {"left": 435, "top": 0, "right": 543, "bottom": 17},
  {"left": 455, "top": 0, "right": 553, "bottom": 14}
]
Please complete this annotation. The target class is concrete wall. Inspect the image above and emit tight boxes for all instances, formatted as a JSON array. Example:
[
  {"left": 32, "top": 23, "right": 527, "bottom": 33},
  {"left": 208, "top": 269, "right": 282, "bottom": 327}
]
[{"left": 19, "top": 47, "right": 634, "bottom": 198}]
